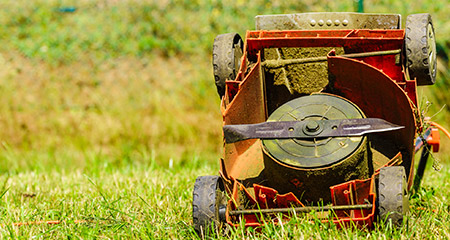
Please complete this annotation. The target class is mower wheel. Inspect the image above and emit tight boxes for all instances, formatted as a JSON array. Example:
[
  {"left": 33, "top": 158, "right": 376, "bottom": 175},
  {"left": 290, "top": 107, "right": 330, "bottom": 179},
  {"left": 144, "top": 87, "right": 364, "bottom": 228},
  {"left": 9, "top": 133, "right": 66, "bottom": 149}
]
[
  {"left": 377, "top": 166, "right": 409, "bottom": 227},
  {"left": 212, "top": 33, "right": 243, "bottom": 98},
  {"left": 405, "top": 13, "right": 437, "bottom": 85},
  {"left": 192, "top": 175, "right": 226, "bottom": 236}
]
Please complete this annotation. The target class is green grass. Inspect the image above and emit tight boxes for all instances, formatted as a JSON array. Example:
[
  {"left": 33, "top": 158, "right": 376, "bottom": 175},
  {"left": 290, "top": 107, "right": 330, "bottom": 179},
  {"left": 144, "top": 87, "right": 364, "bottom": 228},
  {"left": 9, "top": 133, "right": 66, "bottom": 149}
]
[
  {"left": 0, "top": 163, "right": 211, "bottom": 238},
  {"left": 0, "top": 0, "right": 449, "bottom": 238},
  {"left": 0, "top": 157, "right": 449, "bottom": 238}
]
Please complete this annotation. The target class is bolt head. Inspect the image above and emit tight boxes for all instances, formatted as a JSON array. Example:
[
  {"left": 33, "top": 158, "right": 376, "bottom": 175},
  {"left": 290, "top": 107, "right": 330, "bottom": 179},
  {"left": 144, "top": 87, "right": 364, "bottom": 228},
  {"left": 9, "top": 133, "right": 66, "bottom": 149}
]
[{"left": 305, "top": 120, "right": 320, "bottom": 132}]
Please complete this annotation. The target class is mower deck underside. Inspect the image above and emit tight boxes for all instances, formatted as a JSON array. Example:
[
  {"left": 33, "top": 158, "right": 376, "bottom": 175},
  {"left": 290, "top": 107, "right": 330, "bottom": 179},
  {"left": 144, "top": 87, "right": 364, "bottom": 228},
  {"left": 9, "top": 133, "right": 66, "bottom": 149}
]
[{"left": 220, "top": 29, "right": 417, "bottom": 228}]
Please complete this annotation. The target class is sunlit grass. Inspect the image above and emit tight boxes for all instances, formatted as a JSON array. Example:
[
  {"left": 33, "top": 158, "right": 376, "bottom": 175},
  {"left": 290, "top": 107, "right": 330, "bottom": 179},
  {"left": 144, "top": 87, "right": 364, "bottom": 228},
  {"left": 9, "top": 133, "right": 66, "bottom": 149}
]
[{"left": 0, "top": 159, "right": 448, "bottom": 238}]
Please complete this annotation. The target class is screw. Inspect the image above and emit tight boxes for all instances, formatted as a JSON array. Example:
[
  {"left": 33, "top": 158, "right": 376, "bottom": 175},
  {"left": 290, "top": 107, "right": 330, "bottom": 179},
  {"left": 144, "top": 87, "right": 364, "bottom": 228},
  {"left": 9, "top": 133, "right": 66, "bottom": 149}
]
[{"left": 305, "top": 120, "right": 320, "bottom": 132}]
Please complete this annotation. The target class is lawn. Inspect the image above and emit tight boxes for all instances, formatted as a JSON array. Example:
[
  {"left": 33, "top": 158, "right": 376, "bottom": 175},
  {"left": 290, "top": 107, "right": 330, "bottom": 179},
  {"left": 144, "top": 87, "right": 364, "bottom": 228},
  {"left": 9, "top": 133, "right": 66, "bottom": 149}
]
[
  {"left": 0, "top": 159, "right": 448, "bottom": 239},
  {"left": 0, "top": 0, "right": 449, "bottom": 238}
]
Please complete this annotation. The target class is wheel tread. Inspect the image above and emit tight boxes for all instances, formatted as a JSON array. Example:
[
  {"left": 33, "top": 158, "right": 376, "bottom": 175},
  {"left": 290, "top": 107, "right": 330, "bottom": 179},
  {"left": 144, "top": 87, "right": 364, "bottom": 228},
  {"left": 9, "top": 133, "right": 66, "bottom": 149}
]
[
  {"left": 212, "top": 33, "right": 243, "bottom": 98},
  {"left": 405, "top": 13, "right": 436, "bottom": 85},
  {"left": 377, "top": 166, "right": 409, "bottom": 227},
  {"left": 192, "top": 175, "right": 221, "bottom": 235}
]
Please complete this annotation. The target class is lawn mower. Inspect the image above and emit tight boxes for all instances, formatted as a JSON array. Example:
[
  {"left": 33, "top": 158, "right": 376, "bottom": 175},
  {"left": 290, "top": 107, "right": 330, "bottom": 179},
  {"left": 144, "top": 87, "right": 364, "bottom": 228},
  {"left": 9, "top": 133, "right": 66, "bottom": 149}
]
[{"left": 192, "top": 12, "right": 444, "bottom": 234}]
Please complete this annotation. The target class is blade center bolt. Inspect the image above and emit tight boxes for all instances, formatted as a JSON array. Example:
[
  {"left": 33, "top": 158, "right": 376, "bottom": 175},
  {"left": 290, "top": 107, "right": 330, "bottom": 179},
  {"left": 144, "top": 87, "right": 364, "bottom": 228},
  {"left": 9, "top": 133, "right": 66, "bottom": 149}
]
[{"left": 306, "top": 120, "right": 319, "bottom": 132}]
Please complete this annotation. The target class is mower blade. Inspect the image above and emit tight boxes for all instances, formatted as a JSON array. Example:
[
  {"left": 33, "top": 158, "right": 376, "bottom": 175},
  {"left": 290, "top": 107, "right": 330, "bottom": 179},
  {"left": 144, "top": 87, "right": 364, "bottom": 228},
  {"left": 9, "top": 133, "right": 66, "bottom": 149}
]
[
  {"left": 223, "top": 121, "right": 296, "bottom": 143},
  {"left": 223, "top": 118, "right": 404, "bottom": 143},
  {"left": 335, "top": 118, "right": 404, "bottom": 136}
]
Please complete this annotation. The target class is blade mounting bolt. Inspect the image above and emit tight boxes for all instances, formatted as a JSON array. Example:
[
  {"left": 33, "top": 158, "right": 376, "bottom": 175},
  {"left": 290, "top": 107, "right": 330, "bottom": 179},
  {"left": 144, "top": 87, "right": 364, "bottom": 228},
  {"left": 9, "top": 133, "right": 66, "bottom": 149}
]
[{"left": 306, "top": 120, "right": 320, "bottom": 132}]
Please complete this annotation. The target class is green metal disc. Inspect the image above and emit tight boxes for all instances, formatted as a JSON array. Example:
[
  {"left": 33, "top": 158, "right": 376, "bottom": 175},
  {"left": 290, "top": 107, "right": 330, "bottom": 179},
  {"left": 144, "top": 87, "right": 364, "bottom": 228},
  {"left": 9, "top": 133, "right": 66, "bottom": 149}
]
[{"left": 262, "top": 94, "right": 366, "bottom": 168}]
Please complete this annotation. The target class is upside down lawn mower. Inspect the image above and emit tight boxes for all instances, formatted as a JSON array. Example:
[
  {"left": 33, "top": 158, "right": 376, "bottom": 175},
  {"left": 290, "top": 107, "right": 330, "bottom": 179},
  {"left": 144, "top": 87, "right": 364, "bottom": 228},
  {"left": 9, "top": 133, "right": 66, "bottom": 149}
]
[{"left": 192, "top": 12, "right": 446, "bottom": 234}]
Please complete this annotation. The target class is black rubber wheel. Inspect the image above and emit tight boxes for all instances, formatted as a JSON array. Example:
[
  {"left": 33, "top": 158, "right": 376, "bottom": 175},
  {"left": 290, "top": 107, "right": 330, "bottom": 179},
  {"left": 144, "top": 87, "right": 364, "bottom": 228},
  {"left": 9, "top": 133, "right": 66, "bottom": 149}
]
[
  {"left": 192, "top": 175, "right": 226, "bottom": 236},
  {"left": 377, "top": 166, "right": 409, "bottom": 227},
  {"left": 212, "top": 33, "right": 243, "bottom": 98},
  {"left": 405, "top": 13, "right": 437, "bottom": 85}
]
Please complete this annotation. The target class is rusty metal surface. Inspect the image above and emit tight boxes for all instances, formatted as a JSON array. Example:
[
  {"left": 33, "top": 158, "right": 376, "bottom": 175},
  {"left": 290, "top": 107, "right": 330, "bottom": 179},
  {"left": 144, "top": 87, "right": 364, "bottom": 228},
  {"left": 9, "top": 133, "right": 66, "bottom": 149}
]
[
  {"left": 199, "top": 12, "right": 447, "bottom": 231},
  {"left": 220, "top": 32, "right": 416, "bottom": 201},
  {"left": 327, "top": 56, "right": 417, "bottom": 187},
  {"left": 221, "top": 53, "right": 267, "bottom": 181},
  {"left": 262, "top": 49, "right": 401, "bottom": 69},
  {"left": 255, "top": 13, "right": 401, "bottom": 30},
  {"left": 259, "top": 141, "right": 370, "bottom": 203},
  {"left": 229, "top": 204, "right": 373, "bottom": 215},
  {"left": 246, "top": 29, "right": 405, "bottom": 62},
  {"left": 330, "top": 177, "right": 376, "bottom": 225},
  {"left": 226, "top": 177, "right": 377, "bottom": 228}
]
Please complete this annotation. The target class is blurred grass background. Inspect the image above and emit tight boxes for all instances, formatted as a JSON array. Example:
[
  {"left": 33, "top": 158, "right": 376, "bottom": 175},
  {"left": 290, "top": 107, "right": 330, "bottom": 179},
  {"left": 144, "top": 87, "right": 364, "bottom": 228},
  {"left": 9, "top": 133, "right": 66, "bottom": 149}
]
[{"left": 0, "top": 0, "right": 448, "bottom": 174}]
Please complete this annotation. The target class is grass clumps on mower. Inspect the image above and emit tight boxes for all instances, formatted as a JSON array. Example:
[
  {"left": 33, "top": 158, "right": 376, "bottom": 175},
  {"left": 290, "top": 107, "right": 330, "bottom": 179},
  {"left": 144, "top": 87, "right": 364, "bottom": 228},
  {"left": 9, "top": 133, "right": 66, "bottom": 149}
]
[{"left": 264, "top": 47, "right": 344, "bottom": 94}]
